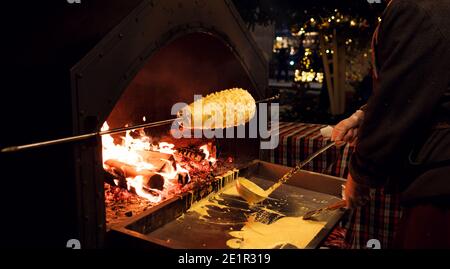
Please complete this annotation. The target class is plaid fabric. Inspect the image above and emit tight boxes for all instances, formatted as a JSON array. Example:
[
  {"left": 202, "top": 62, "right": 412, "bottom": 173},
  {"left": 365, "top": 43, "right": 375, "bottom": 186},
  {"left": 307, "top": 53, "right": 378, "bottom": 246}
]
[
  {"left": 263, "top": 122, "right": 403, "bottom": 249},
  {"left": 344, "top": 188, "right": 403, "bottom": 249},
  {"left": 265, "top": 122, "right": 352, "bottom": 178}
]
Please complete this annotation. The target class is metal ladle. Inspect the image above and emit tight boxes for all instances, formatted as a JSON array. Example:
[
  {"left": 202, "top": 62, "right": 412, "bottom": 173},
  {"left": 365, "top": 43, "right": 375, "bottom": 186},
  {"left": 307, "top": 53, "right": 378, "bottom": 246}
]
[{"left": 236, "top": 142, "right": 336, "bottom": 204}]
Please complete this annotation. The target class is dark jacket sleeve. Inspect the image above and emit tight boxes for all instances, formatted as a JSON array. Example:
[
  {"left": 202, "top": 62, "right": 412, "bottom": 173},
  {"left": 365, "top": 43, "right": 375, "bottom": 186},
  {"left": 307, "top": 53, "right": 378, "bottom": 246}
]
[{"left": 349, "top": 0, "right": 450, "bottom": 187}]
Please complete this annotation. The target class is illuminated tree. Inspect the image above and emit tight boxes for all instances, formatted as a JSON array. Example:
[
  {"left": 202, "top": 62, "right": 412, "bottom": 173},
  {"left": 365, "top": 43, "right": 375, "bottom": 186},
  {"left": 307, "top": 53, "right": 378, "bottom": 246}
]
[{"left": 233, "top": 0, "right": 386, "bottom": 115}]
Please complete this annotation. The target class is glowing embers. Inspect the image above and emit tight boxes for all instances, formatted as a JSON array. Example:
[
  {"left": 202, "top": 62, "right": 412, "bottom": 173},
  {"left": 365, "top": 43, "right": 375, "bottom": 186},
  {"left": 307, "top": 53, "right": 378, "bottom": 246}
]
[
  {"left": 199, "top": 144, "right": 216, "bottom": 164},
  {"left": 101, "top": 122, "right": 218, "bottom": 203}
]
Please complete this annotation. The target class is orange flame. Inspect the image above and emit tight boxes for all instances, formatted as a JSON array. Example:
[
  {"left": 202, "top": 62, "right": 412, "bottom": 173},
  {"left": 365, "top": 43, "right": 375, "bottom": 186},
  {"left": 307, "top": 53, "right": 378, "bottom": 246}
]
[
  {"left": 199, "top": 144, "right": 217, "bottom": 164},
  {"left": 101, "top": 121, "right": 189, "bottom": 202}
]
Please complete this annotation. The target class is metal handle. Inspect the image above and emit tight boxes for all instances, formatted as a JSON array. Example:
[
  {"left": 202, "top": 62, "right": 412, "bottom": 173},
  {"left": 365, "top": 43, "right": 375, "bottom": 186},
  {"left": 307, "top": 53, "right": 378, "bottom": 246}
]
[
  {"left": 1, "top": 118, "right": 181, "bottom": 153},
  {"left": 279, "top": 142, "right": 336, "bottom": 185},
  {"left": 265, "top": 142, "right": 336, "bottom": 195}
]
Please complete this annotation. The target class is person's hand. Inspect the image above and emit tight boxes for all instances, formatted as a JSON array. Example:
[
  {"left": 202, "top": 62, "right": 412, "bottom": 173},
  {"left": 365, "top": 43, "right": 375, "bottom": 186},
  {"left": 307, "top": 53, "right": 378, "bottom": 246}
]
[
  {"left": 344, "top": 173, "right": 371, "bottom": 209},
  {"left": 331, "top": 110, "right": 364, "bottom": 146}
]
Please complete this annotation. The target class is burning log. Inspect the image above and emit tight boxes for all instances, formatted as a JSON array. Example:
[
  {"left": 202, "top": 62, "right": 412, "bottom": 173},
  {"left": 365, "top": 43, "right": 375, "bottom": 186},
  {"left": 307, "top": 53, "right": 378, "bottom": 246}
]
[
  {"left": 103, "top": 170, "right": 127, "bottom": 189},
  {"left": 176, "top": 143, "right": 216, "bottom": 162},
  {"left": 104, "top": 159, "right": 165, "bottom": 190},
  {"left": 104, "top": 170, "right": 116, "bottom": 186},
  {"left": 177, "top": 147, "right": 206, "bottom": 161},
  {"left": 177, "top": 171, "right": 190, "bottom": 185},
  {"left": 136, "top": 150, "right": 176, "bottom": 173}
]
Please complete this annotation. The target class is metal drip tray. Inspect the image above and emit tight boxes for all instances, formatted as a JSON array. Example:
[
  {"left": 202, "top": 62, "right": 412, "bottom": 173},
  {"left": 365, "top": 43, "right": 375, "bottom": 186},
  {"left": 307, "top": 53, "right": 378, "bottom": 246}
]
[{"left": 109, "top": 160, "right": 347, "bottom": 249}]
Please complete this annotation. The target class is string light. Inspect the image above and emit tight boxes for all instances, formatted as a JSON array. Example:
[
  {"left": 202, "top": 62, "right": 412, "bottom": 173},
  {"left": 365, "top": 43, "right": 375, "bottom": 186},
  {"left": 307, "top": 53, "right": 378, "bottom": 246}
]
[
  {"left": 294, "top": 70, "right": 324, "bottom": 83},
  {"left": 293, "top": 27, "right": 306, "bottom": 36}
]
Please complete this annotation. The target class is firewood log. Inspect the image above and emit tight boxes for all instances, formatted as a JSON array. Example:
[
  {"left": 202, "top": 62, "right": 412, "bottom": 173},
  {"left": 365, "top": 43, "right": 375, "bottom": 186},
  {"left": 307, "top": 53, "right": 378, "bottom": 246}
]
[
  {"left": 104, "top": 159, "right": 165, "bottom": 190},
  {"left": 136, "top": 150, "right": 176, "bottom": 173}
]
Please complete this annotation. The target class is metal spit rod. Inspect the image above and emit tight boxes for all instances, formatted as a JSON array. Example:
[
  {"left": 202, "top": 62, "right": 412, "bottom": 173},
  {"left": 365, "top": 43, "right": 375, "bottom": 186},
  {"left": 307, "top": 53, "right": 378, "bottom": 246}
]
[
  {"left": 1, "top": 118, "right": 180, "bottom": 153},
  {"left": 1, "top": 94, "right": 280, "bottom": 153}
]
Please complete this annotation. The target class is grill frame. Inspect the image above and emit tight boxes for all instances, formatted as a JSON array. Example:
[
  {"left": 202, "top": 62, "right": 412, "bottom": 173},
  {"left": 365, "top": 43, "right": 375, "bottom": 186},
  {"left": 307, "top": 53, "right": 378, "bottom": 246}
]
[
  {"left": 70, "top": 0, "right": 268, "bottom": 248},
  {"left": 108, "top": 160, "right": 346, "bottom": 249}
]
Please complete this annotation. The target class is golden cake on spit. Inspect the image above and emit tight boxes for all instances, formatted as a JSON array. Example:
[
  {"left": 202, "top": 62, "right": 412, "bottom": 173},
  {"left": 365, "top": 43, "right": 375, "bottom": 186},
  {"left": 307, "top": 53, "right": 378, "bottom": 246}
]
[{"left": 179, "top": 88, "right": 256, "bottom": 129}]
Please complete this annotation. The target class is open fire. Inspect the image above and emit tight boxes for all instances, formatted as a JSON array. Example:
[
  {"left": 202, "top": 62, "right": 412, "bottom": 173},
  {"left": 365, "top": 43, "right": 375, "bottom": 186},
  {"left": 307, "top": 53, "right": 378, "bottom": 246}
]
[{"left": 101, "top": 121, "right": 217, "bottom": 203}]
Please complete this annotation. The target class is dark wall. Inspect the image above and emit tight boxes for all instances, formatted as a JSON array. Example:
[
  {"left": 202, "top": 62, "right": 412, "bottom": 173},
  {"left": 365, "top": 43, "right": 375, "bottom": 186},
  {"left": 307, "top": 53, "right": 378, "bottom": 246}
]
[
  {"left": 107, "top": 32, "right": 255, "bottom": 128},
  {"left": 0, "top": 0, "right": 142, "bottom": 248}
]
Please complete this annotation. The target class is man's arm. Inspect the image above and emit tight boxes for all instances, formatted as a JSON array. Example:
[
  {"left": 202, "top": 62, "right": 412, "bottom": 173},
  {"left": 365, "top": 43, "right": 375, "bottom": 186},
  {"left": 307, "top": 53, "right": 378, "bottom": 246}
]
[{"left": 349, "top": 0, "right": 450, "bottom": 187}]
